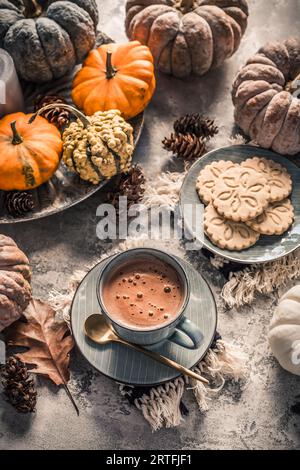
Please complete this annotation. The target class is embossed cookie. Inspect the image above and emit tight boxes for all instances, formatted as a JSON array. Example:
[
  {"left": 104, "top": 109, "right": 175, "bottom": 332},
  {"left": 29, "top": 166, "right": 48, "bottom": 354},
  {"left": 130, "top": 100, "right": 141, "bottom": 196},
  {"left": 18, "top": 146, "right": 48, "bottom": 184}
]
[
  {"left": 246, "top": 199, "right": 294, "bottom": 235},
  {"left": 212, "top": 166, "right": 271, "bottom": 222},
  {"left": 204, "top": 204, "right": 260, "bottom": 251},
  {"left": 196, "top": 161, "right": 236, "bottom": 205},
  {"left": 241, "top": 157, "right": 292, "bottom": 202}
]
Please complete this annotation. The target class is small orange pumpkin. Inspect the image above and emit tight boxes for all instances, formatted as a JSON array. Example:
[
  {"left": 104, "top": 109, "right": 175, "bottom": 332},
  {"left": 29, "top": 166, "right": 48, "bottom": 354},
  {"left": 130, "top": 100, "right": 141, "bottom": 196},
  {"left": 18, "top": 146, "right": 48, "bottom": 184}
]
[
  {"left": 0, "top": 112, "right": 62, "bottom": 191},
  {"left": 72, "top": 41, "right": 156, "bottom": 120}
]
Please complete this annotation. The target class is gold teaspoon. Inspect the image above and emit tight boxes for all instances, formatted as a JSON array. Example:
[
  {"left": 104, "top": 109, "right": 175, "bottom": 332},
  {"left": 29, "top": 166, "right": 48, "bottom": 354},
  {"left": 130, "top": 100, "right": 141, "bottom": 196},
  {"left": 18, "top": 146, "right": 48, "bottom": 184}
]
[{"left": 84, "top": 314, "right": 209, "bottom": 384}]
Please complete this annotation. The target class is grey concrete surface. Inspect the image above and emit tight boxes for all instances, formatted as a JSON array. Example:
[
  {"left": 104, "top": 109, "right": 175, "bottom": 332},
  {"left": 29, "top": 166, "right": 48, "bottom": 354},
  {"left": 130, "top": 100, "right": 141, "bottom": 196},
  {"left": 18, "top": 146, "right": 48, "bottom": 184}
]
[{"left": 1, "top": 0, "right": 300, "bottom": 450}]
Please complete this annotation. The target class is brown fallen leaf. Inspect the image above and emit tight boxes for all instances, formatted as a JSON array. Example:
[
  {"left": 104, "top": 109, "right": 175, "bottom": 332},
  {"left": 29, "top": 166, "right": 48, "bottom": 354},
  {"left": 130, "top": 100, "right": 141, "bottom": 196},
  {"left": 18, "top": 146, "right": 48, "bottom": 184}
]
[{"left": 5, "top": 298, "right": 78, "bottom": 413}]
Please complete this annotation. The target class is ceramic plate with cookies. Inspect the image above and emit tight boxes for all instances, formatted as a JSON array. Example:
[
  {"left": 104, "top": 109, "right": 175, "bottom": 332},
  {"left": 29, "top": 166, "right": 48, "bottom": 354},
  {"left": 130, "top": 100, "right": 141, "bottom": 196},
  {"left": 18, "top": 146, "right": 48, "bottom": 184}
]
[{"left": 180, "top": 145, "right": 300, "bottom": 264}]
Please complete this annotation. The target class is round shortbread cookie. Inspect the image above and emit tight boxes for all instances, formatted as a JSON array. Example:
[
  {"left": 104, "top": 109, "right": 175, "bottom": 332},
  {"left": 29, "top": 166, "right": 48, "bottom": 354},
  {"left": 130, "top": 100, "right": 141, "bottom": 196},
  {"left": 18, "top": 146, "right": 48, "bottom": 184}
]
[
  {"left": 212, "top": 166, "right": 271, "bottom": 222},
  {"left": 241, "top": 157, "right": 292, "bottom": 202},
  {"left": 245, "top": 199, "right": 294, "bottom": 235},
  {"left": 204, "top": 204, "right": 260, "bottom": 251},
  {"left": 196, "top": 160, "right": 236, "bottom": 205}
]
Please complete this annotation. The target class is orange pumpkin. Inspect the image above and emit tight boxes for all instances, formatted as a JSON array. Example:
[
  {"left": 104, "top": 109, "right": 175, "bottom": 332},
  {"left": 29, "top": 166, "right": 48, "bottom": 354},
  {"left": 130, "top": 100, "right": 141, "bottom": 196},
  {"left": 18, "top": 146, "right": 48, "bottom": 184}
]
[
  {"left": 0, "top": 112, "right": 62, "bottom": 191},
  {"left": 72, "top": 41, "right": 156, "bottom": 120}
]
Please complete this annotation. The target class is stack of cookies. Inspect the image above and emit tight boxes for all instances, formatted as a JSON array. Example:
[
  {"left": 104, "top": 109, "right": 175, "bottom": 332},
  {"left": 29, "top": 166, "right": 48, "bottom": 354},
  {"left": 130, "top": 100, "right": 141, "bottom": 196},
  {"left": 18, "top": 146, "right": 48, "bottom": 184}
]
[{"left": 196, "top": 157, "right": 294, "bottom": 251}]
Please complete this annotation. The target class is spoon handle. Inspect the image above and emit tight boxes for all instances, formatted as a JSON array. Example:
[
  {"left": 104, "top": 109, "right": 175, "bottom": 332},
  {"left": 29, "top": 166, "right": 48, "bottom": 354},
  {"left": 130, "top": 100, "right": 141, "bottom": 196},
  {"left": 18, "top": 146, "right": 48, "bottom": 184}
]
[{"left": 115, "top": 338, "right": 209, "bottom": 384}]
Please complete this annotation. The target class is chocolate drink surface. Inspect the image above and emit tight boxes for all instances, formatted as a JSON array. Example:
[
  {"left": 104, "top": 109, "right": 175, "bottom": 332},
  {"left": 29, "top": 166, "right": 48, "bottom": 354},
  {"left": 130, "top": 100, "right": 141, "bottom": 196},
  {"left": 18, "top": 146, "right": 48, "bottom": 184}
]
[{"left": 102, "top": 258, "right": 184, "bottom": 329}]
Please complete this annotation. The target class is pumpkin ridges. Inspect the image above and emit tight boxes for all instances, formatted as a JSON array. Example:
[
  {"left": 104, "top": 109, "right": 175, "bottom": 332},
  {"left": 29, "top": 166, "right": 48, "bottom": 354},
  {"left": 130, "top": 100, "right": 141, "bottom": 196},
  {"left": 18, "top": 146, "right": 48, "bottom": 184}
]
[
  {"left": 128, "top": 5, "right": 177, "bottom": 44},
  {"left": 171, "top": 30, "right": 192, "bottom": 78},
  {"left": 0, "top": 234, "right": 32, "bottom": 331},
  {"left": 61, "top": 0, "right": 99, "bottom": 27},
  {"left": 272, "top": 98, "right": 300, "bottom": 155},
  {"left": 130, "top": 6, "right": 174, "bottom": 45},
  {"left": 126, "top": 0, "right": 248, "bottom": 78},
  {"left": 46, "top": 1, "right": 96, "bottom": 63},
  {"left": 111, "top": 74, "right": 153, "bottom": 108},
  {"left": 72, "top": 69, "right": 107, "bottom": 95},
  {"left": 201, "top": 0, "right": 249, "bottom": 15},
  {"left": 118, "top": 64, "right": 155, "bottom": 87},
  {"left": 0, "top": 112, "right": 28, "bottom": 133},
  {"left": 72, "top": 41, "right": 155, "bottom": 119},
  {"left": 233, "top": 38, "right": 300, "bottom": 155},
  {"left": 236, "top": 89, "right": 278, "bottom": 134},
  {"left": 78, "top": 79, "right": 114, "bottom": 111},
  {"left": 5, "top": 18, "right": 53, "bottom": 82},
  {"left": 36, "top": 17, "right": 76, "bottom": 80},
  {"left": 1, "top": 0, "right": 98, "bottom": 83},
  {"left": 258, "top": 91, "right": 292, "bottom": 149},
  {"left": 223, "top": 6, "right": 248, "bottom": 34},
  {"left": 0, "top": 113, "right": 61, "bottom": 141},
  {"left": 4, "top": 144, "right": 37, "bottom": 190},
  {"left": 78, "top": 47, "right": 108, "bottom": 69},
  {"left": 81, "top": 83, "right": 118, "bottom": 116},
  {"left": 181, "top": 12, "right": 213, "bottom": 76},
  {"left": 104, "top": 42, "right": 153, "bottom": 67},
  {"left": 94, "top": 44, "right": 119, "bottom": 66},
  {"left": 147, "top": 11, "right": 180, "bottom": 66},
  {"left": 0, "top": 145, "right": 26, "bottom": 190},
  {"left": 196, "top": 5, "right": 235, "bottom": 67},
  {"left": 233, "top": 64, "right": 285, "bottom": 98},
  {"left": 120, "top": 58, "right": 155, "bottom": 71},
  {"left": 117, "top": 48, "right": 155, "bottom": 67},
  {"left": 25, "top": 137, "right": 62, "bottom": 168},
  {"left": 0, "top": 112, "right": 62, "bottom": 191},
  {"left": 16, "top": 143, "right": 42, "bottom": 188},
  {"left": 224, "top": 11, "right": 242, "bottom": 52},
  {"left": 104, "top": 81, "right": 132, "bottom": 114}
]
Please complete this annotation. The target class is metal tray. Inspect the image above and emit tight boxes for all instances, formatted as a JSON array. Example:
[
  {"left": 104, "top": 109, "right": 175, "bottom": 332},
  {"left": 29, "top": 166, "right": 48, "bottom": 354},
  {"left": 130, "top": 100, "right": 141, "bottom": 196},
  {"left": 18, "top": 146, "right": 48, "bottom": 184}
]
[{"left": 0, "top": 32, "right": 144, "bottom": 224}]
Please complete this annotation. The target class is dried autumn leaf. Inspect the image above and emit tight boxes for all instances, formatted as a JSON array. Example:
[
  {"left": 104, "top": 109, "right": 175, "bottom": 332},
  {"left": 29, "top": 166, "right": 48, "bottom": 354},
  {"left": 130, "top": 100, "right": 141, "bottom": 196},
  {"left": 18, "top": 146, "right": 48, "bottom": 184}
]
[{"left": 5, "top": 299, "right": 74, "bottom": 386}]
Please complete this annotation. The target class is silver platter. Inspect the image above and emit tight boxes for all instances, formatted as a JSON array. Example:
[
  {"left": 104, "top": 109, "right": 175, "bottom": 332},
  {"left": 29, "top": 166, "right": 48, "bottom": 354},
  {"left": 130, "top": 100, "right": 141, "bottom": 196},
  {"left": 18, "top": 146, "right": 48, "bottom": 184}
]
[{"left": 0, "top": 32, "right": 144, "bottom": 224}]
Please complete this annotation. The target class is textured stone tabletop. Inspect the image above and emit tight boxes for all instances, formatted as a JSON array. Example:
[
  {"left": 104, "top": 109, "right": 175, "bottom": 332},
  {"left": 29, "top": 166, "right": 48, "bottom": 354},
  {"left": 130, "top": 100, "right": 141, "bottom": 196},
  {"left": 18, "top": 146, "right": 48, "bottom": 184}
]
[{"left": 1, "top": 0, "right": 300, "bottom": 450}]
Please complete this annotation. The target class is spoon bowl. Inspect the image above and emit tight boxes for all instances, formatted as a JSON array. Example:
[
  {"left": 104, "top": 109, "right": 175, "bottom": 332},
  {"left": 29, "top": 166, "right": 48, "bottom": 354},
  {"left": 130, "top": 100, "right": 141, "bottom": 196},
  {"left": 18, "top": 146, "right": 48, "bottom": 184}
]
[{"left": 84, "top": 314, "right": 115, "bottom": 344}]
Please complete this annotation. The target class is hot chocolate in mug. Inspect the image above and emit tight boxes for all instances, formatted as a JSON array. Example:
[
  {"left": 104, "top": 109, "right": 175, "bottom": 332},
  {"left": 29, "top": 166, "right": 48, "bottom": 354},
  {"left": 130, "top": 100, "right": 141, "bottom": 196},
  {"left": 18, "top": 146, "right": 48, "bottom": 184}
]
[{"left": 97, "top": 248, "right": 204, "bottom": 349}]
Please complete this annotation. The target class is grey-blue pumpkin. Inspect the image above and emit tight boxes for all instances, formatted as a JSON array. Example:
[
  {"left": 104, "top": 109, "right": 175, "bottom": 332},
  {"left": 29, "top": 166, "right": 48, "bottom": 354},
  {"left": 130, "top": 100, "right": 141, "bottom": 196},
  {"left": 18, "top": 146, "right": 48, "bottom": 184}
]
[{"left": 0, "top": 0, "right": 99, "bottom": 82}]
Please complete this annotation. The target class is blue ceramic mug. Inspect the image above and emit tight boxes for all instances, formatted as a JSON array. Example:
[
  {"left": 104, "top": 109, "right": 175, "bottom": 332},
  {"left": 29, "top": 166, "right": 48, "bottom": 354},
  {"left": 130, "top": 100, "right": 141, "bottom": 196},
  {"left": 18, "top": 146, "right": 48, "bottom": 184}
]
[{"left": 97, "top": 248, "right": 203, "bottom": 349}]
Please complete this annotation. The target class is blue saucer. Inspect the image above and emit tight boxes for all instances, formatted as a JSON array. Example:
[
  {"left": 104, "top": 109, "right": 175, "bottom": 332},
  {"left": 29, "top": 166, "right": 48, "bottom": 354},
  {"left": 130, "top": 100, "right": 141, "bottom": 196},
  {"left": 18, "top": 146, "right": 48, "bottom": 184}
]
[{"left": 71, "top": 254, "right": 217, "bottom": 386}]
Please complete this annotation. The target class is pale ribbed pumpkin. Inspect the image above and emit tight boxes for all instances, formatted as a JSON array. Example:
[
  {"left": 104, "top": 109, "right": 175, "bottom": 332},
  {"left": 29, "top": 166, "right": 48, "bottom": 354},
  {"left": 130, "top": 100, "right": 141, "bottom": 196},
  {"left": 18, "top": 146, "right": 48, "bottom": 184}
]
[
  {"left": 125, "top": 0, "right": 249, "bottom": 78},
  {"left": 0, "top": 112, "right": 62, "bottom": 191},
  {"left": 72, "top": 41, "right": 156, "bottom": 120},
  {"left": 232, "top": 38, "right": 300, "bottom": 155},
  {"left": 269, "top": 285, "right": 300, "bottom": 376}
]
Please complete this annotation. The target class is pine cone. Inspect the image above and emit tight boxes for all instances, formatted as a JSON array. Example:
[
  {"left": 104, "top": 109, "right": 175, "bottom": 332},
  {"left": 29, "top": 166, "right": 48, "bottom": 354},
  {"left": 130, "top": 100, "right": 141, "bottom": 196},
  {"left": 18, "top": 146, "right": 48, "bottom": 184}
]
[
  {"left": 5, "top": 191, "right": 35, "bottom": 217},
  {"left": 35, "top": 95, "right": 70, "bottom": 130},
  {"left": 106, "top": 165, "right": 145, "bottom": 213},
  {"left": 162, "top": 133, "right": 206, "bottom": 161},
  {"left": 1, "top": 356, "right": 37, "bottom": 413},
  {"left": 174, "top": 113, "right": 219, "bottom": 139}
]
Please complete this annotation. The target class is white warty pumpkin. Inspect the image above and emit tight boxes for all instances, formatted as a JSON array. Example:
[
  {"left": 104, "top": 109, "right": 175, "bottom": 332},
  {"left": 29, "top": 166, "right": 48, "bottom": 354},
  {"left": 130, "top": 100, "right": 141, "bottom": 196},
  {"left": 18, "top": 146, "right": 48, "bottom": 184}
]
[{"left": 268, "top": 286, "right": 300, "bottom": 376}]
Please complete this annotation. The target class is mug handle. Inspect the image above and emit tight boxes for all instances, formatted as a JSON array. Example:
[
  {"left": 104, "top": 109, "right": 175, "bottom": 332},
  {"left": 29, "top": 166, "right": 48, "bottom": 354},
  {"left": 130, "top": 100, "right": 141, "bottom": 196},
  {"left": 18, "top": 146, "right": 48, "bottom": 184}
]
[{"left": 169, "top": 317, "right": 203, "bottom": 350}]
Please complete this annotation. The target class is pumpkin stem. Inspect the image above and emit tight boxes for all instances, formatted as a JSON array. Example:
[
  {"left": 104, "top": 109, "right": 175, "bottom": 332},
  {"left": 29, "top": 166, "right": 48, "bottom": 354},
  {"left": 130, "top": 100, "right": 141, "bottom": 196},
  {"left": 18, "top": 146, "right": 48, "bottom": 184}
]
[
  {"left": 11, "top": 121, "right": 23, "bottom": 145},
  {"left": 286, "top": 72, "right": 300, "bottom": 96},
  {"left": 29, "top": 104, "right": 91, "bottom": 129},
  {"left": 177, "top": 0, "right": 194, "bottom": 13},
  {"left": 23, "top": 0, "right": 43, "bottom": 18},
  {"left": 106, "top": 51, "right": 117, "bottom": 79}
]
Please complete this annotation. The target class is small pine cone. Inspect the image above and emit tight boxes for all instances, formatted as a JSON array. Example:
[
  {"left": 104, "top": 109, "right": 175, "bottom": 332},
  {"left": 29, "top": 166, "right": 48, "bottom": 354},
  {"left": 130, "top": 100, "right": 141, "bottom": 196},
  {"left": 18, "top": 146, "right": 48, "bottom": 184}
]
[
  {"left": 174, "top": 113, "right": 219, "bottom": 139},
  {"left": 5, "top": 191, "right": 35, "bottom": 217},
  {"left": 162, "top": 133, "right": 206, "bottom": 161},
  {"left": 1, "top": 356, "right": 37, "bottom": 413},
  {"left": 106, "top": 165, "right": 145, "bottom": 212},
  {"left": 35, "top": 95, "right": 70, "bottom": 130}
]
